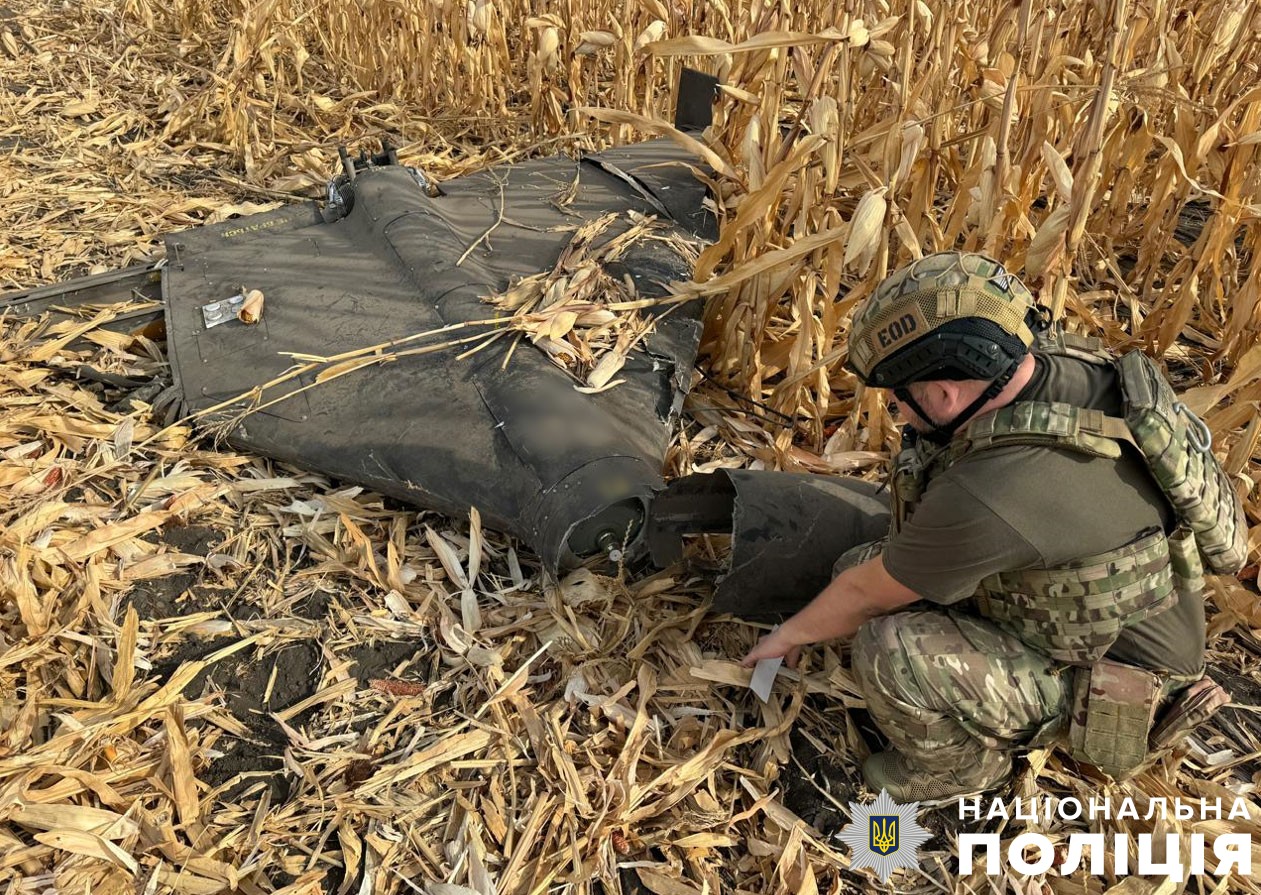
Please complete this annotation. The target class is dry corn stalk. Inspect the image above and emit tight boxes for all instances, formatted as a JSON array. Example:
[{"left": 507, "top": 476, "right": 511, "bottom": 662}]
[
  {"left": 479, "top": 213, "right": 699, "bottom": 390},
  {"left": 4, "top": 2, "right": 1261, "bottom": 893}
]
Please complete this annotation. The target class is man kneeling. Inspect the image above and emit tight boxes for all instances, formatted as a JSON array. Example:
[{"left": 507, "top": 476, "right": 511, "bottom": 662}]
[{"left": 743, "top": 251, "right": 1243, "bottom": 802}]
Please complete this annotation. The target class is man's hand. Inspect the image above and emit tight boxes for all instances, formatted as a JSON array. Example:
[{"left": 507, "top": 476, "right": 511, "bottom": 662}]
[
  {"left": 738, "top": 555, "right": 920, "bottom": 670},
  {"left": 741, "top": 625, "right": 806, "bottom": 669}
]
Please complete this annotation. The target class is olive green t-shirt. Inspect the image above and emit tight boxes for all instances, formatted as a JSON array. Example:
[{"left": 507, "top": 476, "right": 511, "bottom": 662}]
[{"left": 882, "top": 353, "right": 1205, "bottom": 676}]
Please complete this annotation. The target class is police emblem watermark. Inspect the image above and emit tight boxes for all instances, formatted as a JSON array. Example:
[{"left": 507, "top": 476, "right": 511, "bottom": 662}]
[{"left": 837, "top": 789, "right": 932, "bottom": 882}]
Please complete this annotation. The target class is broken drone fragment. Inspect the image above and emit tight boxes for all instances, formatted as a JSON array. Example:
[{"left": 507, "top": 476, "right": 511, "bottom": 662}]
[
  {"left": 3, "top": 70, "right": 892, "bottom": 604},
  {"left": 1, "top": 136, "right": 715, "bottom": 573},
  {"left": 168, "top": 138, "right": 715, "bottom": 573},
  {"left": 646, "top": 470, "right": 890, "bottom": 615}
]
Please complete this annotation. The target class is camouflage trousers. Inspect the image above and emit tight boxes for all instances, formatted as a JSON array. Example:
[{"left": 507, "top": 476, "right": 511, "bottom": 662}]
[{"left": 850, "top": 609, "right": 1072, "bottom": 779}]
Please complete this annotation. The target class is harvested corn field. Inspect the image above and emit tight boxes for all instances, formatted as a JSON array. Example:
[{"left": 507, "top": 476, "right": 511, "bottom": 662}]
[{"left": 2, "top": 0, "right": 1261, "bottom": 893}]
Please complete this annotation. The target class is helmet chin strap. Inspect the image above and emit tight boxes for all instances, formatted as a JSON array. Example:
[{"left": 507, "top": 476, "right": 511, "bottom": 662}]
[{"left": 894, "top": 361, "right": 1019, "bottom": 446}]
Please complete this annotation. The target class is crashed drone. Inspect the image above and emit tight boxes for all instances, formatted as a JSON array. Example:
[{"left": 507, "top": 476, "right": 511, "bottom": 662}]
[{"left": 3, "top": 75, "right": 888, "bottom": 613}]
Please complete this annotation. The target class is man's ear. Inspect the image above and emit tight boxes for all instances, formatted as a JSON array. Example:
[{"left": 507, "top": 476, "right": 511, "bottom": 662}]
[
  {"left": 919, "top": 380, "right": 956, "bottom": 413},
  {"left": 938, "top": 383, "right": 963, "bottom": 415}
]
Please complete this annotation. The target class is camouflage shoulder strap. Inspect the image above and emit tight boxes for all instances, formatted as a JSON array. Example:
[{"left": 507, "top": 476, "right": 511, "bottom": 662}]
[{"left": 949, "top": 400, "right": 1133, "bottom": 463}]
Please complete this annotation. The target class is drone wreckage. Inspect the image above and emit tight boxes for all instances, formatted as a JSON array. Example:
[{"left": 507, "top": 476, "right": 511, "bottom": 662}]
[{"left": 3, "top": 78, "right": 888, "bottom": 614}]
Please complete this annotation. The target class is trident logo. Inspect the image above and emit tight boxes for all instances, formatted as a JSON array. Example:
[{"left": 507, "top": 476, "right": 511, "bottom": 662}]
[
  {"left": 839, "top": 789, "right": 929, "bottom": 882},
  {"left": 870, "top": 816, "right": 899, "bottom": 855}
]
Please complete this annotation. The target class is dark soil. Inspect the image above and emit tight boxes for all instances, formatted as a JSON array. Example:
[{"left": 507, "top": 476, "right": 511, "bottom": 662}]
[
  {"left": 125, "top": 524, "right": 224, "bottom": 619},
  {"left": 160, "top": 522, "right": 224, "bottom": 556},
  {"left": 125, "top": 524, "right": 432, "bottom": 809},
  {"left": 296, "top": 587, "right": 334, "bottom": 620},
  {"left": 781, "top": 727, "right": 863, "bottom": 835},
  {"left": 127, "top": 572, "right": 202, "bottom": 620},
  {"left": 152, "top": 636, "right": 323, "bottom": 802},
  {"left": 348, "top": 639, "right": 425, "bottom": 683}
]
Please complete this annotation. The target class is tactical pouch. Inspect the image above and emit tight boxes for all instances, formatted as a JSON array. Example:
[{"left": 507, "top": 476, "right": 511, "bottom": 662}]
[
  {"left": 890, "top": 446, "right": 925, "bottom": 532},
  {"left": 1068, "top": 659, "right": 1162, "bottom": 779},
  {"left": 1116, "top": 349, "right": 1249, "bottom": 574},
  {"left": 1167, "top": 526, "right": 1205, "bottom": 599}
]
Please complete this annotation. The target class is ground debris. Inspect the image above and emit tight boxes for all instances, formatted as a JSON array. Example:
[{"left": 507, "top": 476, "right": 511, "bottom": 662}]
[{"left": 2, "top": 0, "right": 1261, "bottom": 891}]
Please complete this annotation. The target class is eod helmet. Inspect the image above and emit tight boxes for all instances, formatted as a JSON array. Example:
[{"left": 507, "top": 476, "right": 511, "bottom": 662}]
[{"left": 846, "top": 252, "right": 1049, "bottom": 441}]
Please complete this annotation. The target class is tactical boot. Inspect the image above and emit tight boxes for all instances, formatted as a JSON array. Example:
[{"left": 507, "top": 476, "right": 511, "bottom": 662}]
[{"left": 862, "top": 749, "right": 1009, "bottom": 804}]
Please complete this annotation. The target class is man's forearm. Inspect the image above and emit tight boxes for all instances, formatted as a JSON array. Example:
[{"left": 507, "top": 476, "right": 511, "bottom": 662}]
[
  {"left": 779, "top": 557, "right": 921, "bottom": 648},
  {"left": 740, "top": 556, "right": 920, "bottom": 665},
  {"left": 779, "top": 570, "right": 882, "bottom": 646}
]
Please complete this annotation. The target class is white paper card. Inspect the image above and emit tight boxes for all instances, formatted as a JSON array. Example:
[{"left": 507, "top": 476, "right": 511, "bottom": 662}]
[{"left": 750, "top": 655, "right": 783, "bottom": 703}]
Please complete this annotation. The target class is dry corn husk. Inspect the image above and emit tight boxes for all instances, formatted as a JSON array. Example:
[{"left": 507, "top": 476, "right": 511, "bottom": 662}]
[
  {"left": 237, "top": 289, "right": 265, "bottom": 324},
  {"left": 4, "top": 1, "right": 1261, "bottom": 893},
  {"left": 843, "top": 188, "right": 887, "bottom": 273}
]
